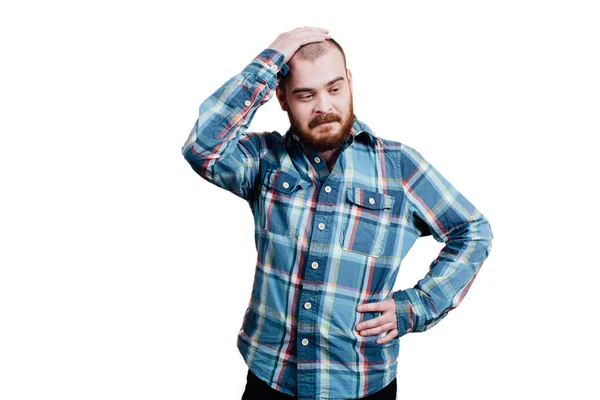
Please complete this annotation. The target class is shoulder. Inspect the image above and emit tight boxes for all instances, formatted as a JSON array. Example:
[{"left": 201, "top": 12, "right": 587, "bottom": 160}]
[{"left": 375, "top": 135, "right": 423, "bottom": 163}]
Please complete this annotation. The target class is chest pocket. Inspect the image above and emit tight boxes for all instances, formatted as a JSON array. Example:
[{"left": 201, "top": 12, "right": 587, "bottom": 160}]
[
  {"left": 259, "top": 169, "right": 311, "bottom": 237},
  {"left": 340, "top": 187, "right": 395, "bottom": 258}
]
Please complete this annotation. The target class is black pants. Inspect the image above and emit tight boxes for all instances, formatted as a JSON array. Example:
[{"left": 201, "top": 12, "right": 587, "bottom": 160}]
[{"left": 241, "top": 369, "right": 397, "bottom": 400}]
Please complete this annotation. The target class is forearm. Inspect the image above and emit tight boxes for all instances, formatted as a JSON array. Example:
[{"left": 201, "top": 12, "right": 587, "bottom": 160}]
[
  {"left": 181, "top": 48, "right": 287, "bottom": 161},
  {"left": 394, "top": 214, "right": 493, "bottom": 335},
  {"left": 180, "top": 48, "right": 289, "bottom": 200}
]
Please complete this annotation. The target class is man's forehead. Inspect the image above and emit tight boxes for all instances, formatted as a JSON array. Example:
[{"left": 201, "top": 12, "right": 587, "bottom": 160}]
[{"left": 288, "top": 52, "right": 346, "bottom": 85}]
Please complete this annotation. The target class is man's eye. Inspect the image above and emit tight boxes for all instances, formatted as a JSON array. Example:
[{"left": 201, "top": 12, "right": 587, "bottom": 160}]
[
  {"left": 301, "top": 94, "right": 313, "bottom": 99},
  {"left": 332, "top": 88, "right": 339, "bottom": 92}
]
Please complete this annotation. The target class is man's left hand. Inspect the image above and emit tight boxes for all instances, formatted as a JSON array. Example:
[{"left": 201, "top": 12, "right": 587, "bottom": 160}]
[{"left": 355, "top": 292, "right": 398, "bottom": 344}]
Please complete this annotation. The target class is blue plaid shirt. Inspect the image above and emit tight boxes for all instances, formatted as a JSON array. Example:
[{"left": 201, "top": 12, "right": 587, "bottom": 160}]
[{"left": 181, "top": 48, "right": 494, "bottom": 399}]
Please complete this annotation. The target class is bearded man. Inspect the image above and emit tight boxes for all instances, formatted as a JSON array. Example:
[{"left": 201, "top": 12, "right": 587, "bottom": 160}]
[{"left": 181, "top": 26, "right": 494, "bottom": 400}]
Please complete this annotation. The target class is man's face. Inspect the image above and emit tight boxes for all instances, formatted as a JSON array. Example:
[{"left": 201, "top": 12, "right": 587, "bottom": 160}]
[{"left": 276, "top": 48, "right": 354, "bottom": 153}]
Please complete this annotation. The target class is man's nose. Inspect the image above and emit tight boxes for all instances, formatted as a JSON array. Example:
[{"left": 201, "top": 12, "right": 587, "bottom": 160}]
[{"left": 314, "top": 95, "right": 333, "bottom": 114}]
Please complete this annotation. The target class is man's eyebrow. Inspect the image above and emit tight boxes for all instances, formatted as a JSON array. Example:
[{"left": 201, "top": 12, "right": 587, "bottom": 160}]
[{"left": 291, "top": 76, "right": 345, "bottom": 95}]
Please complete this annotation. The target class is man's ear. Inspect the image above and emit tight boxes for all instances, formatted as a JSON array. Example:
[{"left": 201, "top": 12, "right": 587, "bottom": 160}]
[
  {"left": 347, "top": 68, "right": 353, "bottom": 93},
  {"left": 276, "top": 85, "right": 289, "bottom": 112}
]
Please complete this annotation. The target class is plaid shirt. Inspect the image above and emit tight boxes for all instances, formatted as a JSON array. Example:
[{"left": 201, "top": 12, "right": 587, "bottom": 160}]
[{"left": 181, "top": 48, "right": 494, "bottom": 399}]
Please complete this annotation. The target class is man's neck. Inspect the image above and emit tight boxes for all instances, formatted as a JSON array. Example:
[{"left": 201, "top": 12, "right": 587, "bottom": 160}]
[{"left": 318, "top": 148, "right": 342, "bottom": 172}]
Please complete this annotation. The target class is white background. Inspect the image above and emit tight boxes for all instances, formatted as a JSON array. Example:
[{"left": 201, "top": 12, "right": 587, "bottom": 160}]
[{"left": 1, "top": 0, "right": 598, "bottom": 399}]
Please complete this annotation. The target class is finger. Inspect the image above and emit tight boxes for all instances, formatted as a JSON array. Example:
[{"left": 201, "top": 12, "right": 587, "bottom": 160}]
[
  {"left": 355, "top": 314, "right": 391, "bottom": 331},
  {"left": 376, "top": 329, "right": 399, "bottom": 345},
  {"left": 359, "top": 322, "right": 396, "bottom": 337},
  {"left": 298, "top": 31, "right": 330, "bottom": 40},
  {"left": 296, "top": 27, "right": 329, "bottom": 36},
  {"left": 296, "top": 26, "right": 329, "bottom": 32},
  {"left": 301, "top": 35, "right": 331, "bottom": 46},
  {"left": 357, "top": 302, "right": 385, "bottom": 313}
]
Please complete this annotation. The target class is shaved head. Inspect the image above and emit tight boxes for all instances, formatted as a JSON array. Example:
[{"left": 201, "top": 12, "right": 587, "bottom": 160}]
[{"left": 278, "top": 38, "right": 347, "bottom": 92}]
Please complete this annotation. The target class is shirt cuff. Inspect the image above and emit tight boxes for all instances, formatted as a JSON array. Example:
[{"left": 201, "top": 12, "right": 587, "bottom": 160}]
[
  {"left": 241, "top": 48, "right": 290, "bottom": 90},
  {"left": 262, "top": 48, "right": 289, "bottom": 77},
  {"left": 393, "top": 290, "right": 415, "bottom": 336}
]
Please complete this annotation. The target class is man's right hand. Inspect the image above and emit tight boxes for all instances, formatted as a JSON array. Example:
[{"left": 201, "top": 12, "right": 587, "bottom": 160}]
[{"left": 267, "top": 27, "right": 331, "bottom": 64}]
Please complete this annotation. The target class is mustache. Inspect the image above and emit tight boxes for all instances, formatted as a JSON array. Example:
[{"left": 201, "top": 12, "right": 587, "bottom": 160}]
[{"left": 309, "top": 114, "right": 340, "bottom": 129}]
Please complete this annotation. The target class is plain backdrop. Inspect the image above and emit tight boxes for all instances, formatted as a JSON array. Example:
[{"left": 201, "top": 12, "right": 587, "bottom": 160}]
[{"left": 1, "top": 0, "right": 599, "bottom": 399}]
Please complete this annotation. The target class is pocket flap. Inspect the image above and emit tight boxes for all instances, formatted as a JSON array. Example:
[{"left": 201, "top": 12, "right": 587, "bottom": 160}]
[
  {"left": 263, "top": 169, "right": 310, "bottom": 193},
  {"left": 347, "top": 187, "right": 395, "bottom": 210}
]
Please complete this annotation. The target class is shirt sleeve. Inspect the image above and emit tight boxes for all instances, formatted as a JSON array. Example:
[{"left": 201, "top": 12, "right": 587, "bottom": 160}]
[
  {"left": 181, "top": 48, "right": 290, "bottom": 202},
  {"left": 393, "top": 144, "right": 494, "bottom": 336}
]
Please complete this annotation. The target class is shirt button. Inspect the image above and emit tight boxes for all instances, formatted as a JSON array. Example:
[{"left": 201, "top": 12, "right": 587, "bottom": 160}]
[
  {"left": 324, "top": 186, "right": 331, "bottom": 193},
  {"left": 270, "top": 64, "right": 279, "bottom": 72},
  {"left": 244, "top": 100, "right": 252, "bottom": 107},
  {"left": 304, "top": 302, "right": 311, "bottom": 310},
  {"left": 282, "top": 181, "right": 290, "bottom": 189},
  {"left": 368, "top": 197, "right": 375, "bottom": 205},
  {"left": 311, "top": 261, "right": 319, "bottom": 269},
  {"left": 314, "top": 157, "right": 321, "bottom": 163},
  {"left": 302, "top": 338, "right": 309, "bottom": 346},
  {"left": 318, "top": 223, "right": 325, "bottom": 230}
]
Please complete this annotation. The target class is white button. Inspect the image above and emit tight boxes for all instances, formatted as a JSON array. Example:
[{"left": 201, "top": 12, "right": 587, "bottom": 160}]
[
  {"left": 301, "top": 338, "right": 309, "bottom": 346},
  {"left": 270, "top": 64, "right": 279, "bottom": 72},
  {"left": 244, "top": 100, "right": 251, "bottom": 107},
  {"left": 368, "top": 197, "right": 375, "bottom": 205},
  {"left": 318, "top": 223, "right": 325, "bottom": 230},
  {"left": 324, "top": 186, "right": 331, "bottom": 193},
  {"left": 311, "top": 261, "right": 319, "bottom": 269},
  {"left": 314, "top": 157, "right": 321, "bottom": 163},
  {"left": 304, "top": 302, "right": 311, "bottom": 310},
  {"left": 282, "top": 181, "right": 289, "bottom": 189}
]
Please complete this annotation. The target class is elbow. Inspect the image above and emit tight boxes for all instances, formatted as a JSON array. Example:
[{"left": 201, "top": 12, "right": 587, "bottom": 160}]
[
  {"left": 473, "top": 215, "right": 494, "bottom": 261},
  {"left": 181, "top": 137, "right": 209, "bottom": 178},
  {"left": 181, "top": 120, "right": 209, "bottom": 163},
  {"left": 478, "top": 214, "right": 493, "bottom": 246},
  {"left": 182, "top": 141, "right": 196, "bottom": 161},
  {"left": 181, "top": 128, "right": 197, "bottom": 160},
  {"left": 483, "top": 217, "right": 494, "bottom": 257}
]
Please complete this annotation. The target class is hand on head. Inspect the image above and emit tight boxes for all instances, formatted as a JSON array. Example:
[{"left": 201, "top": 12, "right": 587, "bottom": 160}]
[{"left": 268, "top": 26, "right": 331, "bottom": 64}]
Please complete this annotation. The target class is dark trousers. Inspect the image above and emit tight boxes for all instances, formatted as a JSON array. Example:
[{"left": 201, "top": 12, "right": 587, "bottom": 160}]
[{"left": 241, "top": 369, "right": 397, "bottom": 400}]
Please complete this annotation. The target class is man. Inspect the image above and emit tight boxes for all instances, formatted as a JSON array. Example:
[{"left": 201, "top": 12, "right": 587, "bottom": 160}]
[{"left": 181, "top": 27, "right": 493, "bottom": 400}]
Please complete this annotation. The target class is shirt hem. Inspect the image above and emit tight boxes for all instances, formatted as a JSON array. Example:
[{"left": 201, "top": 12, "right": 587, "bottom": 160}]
[{"left": 238, "top": 333, "right": 398, "bottom": 399}]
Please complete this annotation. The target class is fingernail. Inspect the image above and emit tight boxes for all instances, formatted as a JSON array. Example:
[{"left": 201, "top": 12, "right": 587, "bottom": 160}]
[
  {"left": 357, "top": 325, "right": 362, "bottom": 330},
  {"left": 357, "top": 306, "right": 362, "bottom": 311}
]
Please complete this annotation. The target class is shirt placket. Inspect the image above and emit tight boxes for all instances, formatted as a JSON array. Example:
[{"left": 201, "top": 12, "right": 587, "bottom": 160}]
[{"left": 295, "top": 138, "right": 352, "bottom": 398}]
